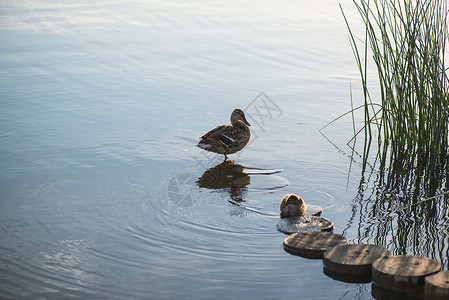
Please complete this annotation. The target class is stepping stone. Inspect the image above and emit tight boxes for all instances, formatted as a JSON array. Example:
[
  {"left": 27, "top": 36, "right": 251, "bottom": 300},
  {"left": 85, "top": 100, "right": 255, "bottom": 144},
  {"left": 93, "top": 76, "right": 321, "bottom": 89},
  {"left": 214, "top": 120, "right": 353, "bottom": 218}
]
[
  {"left": 283, "top": 231, "right": 348, "bottom": 259},
  {"left": 371, "top": 282, "right": 425, "bottom": 300},
  {"left": 425, "top": 271, "right": 449, "bottom": 299},
  {"left": 323, "top": 266, "right": 372, "bottom": 284},
  {"left": 276, "top": 216, "right": 334, "bottom": 234},
  {"left": 323, "top": 244, "right": 390, "bottom": 277},
  {"left": 372, "top": 255, "right": 441, "bottom": 292}
]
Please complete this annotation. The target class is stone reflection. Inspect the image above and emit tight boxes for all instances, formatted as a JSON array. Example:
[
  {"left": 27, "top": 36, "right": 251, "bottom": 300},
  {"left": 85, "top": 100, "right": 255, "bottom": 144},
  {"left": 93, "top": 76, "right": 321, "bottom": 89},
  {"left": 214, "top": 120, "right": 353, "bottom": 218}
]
[
  {"left": 343, "top": 146, "right": 449, "bottom": 269},
  {"left": 196, "top": 160, "right": 250, "bottom": 202}
]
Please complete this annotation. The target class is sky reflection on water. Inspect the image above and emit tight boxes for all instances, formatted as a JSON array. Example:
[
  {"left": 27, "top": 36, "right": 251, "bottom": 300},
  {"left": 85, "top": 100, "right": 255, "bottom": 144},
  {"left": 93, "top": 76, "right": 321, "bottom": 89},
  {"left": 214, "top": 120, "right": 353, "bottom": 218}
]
[{"left": 1, "top": 1, "right": 447, "bottom": 299}]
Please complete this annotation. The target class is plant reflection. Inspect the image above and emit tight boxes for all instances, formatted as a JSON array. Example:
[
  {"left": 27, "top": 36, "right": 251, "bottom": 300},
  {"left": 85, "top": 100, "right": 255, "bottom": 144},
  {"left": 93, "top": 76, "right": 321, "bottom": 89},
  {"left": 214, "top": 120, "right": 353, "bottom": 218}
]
[
  {"left": 344, "top": 142, "right": 449, "bottom": 269},
  {"left": 196, "top": 160, "right": 250, "bottom": 203}
]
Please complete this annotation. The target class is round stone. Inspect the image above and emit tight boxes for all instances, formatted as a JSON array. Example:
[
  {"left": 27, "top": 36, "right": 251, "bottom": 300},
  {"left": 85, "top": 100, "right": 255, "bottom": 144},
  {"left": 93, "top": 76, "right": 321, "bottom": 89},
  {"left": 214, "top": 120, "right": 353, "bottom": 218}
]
[
  {"left": 372, "top": 255, "right": 441, "bottom": 292},
  {"left": 276, "top": 216, "right": 334, "bottom": 234},
  {"left": 283, "top": 231, "right": 348, "bottom": 259},
  {"left": 425, "top": 271, "right": 449, "bottom": 299},
  {"left": 323, "top": 267, "right": 372, "bottom": 284},
  {"left": 323, "top": 244, "right": 390, "bottom": 276}
]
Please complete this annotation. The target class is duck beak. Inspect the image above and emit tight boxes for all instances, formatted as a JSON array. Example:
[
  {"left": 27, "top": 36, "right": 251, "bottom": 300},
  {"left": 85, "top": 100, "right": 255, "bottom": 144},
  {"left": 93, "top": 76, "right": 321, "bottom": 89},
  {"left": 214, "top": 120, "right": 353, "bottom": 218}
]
[{"left": 243, "top": 117, "right": 251, "bottom": 126}]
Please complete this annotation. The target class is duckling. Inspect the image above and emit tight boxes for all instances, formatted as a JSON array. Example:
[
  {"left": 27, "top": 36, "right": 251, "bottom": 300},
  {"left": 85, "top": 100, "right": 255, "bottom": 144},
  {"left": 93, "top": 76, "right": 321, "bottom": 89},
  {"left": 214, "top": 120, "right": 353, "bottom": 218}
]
[
  {"left": 196, "top": 109, "right": 251, "bottom": 160},
  {"left": 280, "top": 193, "right": 307, "bottom": 218},
  {"left": 277, "top": 194, "right": 332, "bottom": 234}
]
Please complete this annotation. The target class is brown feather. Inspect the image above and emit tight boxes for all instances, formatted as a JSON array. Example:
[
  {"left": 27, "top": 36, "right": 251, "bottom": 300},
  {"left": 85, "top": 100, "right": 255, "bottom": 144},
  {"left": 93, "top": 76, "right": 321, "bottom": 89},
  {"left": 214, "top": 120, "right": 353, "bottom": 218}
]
[{"left": 196, "top": 109, "right": 251, "bottom": 157}]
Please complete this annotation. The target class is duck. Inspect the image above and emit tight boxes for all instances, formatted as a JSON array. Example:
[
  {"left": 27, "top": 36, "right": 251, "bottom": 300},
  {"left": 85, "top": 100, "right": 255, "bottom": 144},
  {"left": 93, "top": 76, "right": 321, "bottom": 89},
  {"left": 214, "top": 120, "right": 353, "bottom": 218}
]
[
  {"left": 277, "top": 193, "right": 332, "bottom": 234},
  {"left": 280, "top": 193, "right": 307, "bottom": 218},
  {"left": 196, "top": 108, "right": 251, "bottom": 160}
]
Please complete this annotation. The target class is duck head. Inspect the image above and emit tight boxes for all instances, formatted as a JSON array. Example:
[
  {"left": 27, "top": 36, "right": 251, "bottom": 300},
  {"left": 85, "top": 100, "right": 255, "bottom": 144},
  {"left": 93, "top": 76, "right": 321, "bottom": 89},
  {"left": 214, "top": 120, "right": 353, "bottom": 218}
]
[
  {"left": 231, "top": 109, "right": 251, "bottom": 126},
  {"left": 280, "top": 193, "right": 307, "bottom": 218}
]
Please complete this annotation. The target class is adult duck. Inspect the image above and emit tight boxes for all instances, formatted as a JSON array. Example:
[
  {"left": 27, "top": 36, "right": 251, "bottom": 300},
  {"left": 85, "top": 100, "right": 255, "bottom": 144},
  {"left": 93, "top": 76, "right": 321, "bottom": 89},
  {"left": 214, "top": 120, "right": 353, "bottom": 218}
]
[{"left": 196, "top": 108, "right": 251, "bottom": 160}]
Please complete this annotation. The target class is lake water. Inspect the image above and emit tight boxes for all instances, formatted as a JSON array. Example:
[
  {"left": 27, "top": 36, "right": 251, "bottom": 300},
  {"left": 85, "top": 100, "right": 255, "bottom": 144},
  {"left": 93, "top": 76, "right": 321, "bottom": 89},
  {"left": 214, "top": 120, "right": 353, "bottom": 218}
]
[{"left": 1, "top": 1, "right": 447, "bottom": 299}]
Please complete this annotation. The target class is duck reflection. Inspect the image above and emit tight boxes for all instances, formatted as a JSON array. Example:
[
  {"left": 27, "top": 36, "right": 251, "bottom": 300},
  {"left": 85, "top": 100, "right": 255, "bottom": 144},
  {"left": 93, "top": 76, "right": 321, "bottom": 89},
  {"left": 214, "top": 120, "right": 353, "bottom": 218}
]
[{"left": 196, "top": 160, "right": 250, "bottom": 202}]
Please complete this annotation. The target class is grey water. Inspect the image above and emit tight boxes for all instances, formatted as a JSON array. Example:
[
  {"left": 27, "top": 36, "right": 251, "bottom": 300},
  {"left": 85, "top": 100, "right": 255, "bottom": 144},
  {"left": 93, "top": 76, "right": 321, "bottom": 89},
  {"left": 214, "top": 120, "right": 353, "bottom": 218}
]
[{"left": 1, "top": 1, "right": 447, "bottom": 299}]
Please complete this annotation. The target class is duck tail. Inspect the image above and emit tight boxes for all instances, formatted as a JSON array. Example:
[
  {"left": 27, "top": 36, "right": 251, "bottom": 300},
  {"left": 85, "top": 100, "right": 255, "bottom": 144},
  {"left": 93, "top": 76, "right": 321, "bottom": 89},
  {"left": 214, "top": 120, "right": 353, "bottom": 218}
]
[{"left": 196, "top": 142, "right": 210, "bottom": 150}]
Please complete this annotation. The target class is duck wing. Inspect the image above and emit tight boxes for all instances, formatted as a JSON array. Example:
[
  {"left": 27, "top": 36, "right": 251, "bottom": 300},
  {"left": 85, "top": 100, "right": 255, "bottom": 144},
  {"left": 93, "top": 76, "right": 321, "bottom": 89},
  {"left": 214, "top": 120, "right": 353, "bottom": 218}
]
[
  {"left": 197, "top": 122, "right": 249, "bottom": 155},
  {"left": 218, "top": 133, "right": 235, "bottom": 147},
  {"left": 198, "top": 125, "right": 235, "bottom": 147}
]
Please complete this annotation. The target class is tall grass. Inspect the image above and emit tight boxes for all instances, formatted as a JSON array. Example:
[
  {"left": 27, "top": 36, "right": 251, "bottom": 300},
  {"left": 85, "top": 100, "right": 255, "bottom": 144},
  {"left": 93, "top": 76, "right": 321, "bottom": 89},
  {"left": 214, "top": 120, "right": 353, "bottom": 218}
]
[{"left": 340, "top": 0, "right": 449, "bottom": 190}]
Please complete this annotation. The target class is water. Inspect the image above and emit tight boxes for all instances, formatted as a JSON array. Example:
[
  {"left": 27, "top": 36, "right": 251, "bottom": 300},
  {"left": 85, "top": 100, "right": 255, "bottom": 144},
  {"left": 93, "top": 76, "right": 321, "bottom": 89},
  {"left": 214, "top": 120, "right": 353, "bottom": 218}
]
[{"left": 1, "top": 1, "right": 447, "bottom": 299}]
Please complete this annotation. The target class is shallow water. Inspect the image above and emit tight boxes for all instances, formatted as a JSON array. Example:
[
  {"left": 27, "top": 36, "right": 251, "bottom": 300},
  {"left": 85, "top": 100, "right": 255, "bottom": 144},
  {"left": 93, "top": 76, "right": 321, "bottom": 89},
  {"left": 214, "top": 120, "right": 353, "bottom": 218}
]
[{"left": 1, "top": 1, "right": 447, "bottom": 299}]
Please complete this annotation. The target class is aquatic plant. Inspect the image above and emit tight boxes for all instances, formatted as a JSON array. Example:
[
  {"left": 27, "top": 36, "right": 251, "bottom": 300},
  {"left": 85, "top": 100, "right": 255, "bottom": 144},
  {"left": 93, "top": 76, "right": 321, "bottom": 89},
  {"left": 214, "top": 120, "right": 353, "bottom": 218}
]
[
  {"left": 338, "top": 0, "right": 448, "bottom": 191},
  {"left": 334, "top": 0, "right": 449, "bottom": 268}
]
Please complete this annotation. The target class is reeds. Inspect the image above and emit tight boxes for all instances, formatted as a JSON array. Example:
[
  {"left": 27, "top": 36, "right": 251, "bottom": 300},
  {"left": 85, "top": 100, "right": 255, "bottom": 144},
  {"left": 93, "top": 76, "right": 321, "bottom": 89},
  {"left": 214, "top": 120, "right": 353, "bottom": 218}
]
[{"left": 340, "top": 0, "right": 449, "bottom": 190}]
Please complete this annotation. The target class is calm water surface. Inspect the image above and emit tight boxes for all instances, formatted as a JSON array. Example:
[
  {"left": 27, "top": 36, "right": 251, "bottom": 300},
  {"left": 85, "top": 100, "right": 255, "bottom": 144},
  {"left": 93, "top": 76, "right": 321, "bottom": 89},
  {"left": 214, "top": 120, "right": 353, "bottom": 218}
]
[{"left": 1, "top": 1, "right": 447, "bottom": 299}]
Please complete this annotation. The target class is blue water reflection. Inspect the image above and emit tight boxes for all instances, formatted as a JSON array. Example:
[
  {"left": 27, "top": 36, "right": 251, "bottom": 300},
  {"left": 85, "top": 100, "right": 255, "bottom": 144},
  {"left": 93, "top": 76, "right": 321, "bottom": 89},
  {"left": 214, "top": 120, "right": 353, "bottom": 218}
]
[{"left": 2, "top": 1, "right": 446, "bottom": 299}]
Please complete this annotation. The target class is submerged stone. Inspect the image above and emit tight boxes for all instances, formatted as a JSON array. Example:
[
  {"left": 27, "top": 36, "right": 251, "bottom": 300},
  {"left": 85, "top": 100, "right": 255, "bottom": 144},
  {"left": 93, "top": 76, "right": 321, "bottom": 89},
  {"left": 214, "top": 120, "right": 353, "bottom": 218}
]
[{"left": 276, "top": 215, "right": 334, "bottom": 234}]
